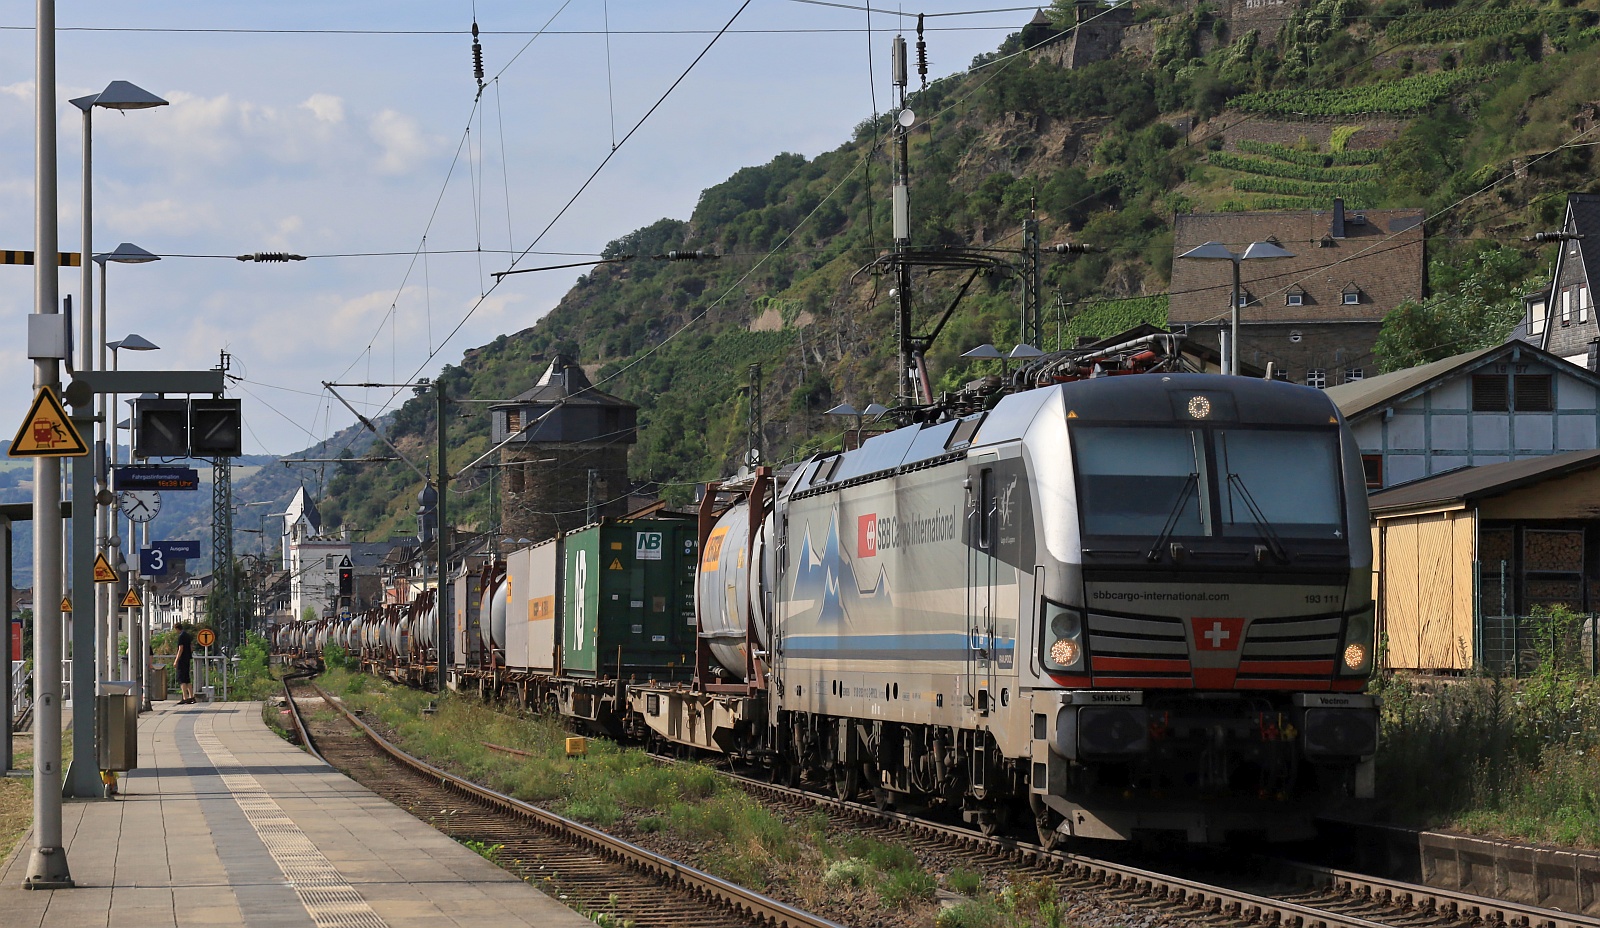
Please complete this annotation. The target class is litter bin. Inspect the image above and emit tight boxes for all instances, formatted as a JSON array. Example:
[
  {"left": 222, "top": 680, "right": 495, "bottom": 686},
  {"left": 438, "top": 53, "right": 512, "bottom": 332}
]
[
  {"left": 148, "top": 664, "right": 169, "bottom": 701},
  {"left": 97, "top": 680, "right": 138, "bottom": 773}
]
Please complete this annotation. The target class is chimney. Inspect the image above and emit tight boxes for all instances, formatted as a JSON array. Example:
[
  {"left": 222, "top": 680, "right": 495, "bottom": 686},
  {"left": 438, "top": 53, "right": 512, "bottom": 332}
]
[{"left": 1331, "top": 198, "right": 1346, "bottom": 239}]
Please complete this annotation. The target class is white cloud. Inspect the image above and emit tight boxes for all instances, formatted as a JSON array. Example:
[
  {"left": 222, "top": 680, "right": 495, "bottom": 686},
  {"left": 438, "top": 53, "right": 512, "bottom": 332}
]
[
  {"left": 368, "top": 109, "right": 429, "bottom": 175},
  {"left": 101, "top": 197, "right": 220, "bottom": 237},
  {"left": 0, "top": 81, "right": 33, "bottom": 102},
  {"left": 301, "top": 93, "right": 345, "bottom": 124}
]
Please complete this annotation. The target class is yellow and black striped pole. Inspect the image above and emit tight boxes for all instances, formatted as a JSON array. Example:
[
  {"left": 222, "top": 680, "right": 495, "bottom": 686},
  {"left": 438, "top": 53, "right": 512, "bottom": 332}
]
[{"left": 1, "top": 250, "right": 81, "bottom": 266}]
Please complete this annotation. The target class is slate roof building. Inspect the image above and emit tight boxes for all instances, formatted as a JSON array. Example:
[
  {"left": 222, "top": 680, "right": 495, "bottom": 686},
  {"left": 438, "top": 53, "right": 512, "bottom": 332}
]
[
  {"left": 489, "top": 356, "right": 638, "bottom": 541},
  {"left": 1510, "top": 193, "right": 1599, "bottom": 368},
  {"left": 1169, "top": 200, "right": 1425, "bottom": 388},
  {"left": 1324, "top": 341, "right": 1600, "bottom": 490}
]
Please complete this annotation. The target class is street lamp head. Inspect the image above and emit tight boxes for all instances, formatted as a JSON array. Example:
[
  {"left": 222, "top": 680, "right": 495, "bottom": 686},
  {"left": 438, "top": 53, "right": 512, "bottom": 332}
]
[
  {"left": 1242, "top": 240, "right": 1296, "bottom": 261},
  {"left": 89, "top": 80, "right": 169, "bottom": 111},
  {"left": 960, "top": 343, "right": 1005, "bottom": 360},
  {"left": 1178, "top": 241, "right": 1239, "bottom": 262},
  {"left": 94, "top": 242, "right": 160, "bottom": 265},
  {"left": 111, "top": 333, "right": 159, "bottom": 351},
  {"left": 1009, "top": 343, "right": 1045, "bottom": 360},
  {"left": 863, "top": 403, "right": 891, "bottom": 418},
  {"left": 824, "top": 403, "right": 860, "bottom": 418}
]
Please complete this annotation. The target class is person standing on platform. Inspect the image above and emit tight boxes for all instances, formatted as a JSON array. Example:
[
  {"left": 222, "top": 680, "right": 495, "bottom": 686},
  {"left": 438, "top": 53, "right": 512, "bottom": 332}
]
[{"left": 176, "top": 624, "right": 196, "bottom": 704}]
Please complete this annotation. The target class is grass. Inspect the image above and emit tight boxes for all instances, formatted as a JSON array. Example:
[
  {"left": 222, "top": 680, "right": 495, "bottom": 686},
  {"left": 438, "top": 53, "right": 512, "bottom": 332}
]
[
  {"left": 0, "top": 739, "right": 33, "bottom": 864},
  {"left": 315, "top": 669, "right": 1004, "bottom": 924},
  {"left": 1375, "top": 607, "right": 1600, "bottom": 846}
]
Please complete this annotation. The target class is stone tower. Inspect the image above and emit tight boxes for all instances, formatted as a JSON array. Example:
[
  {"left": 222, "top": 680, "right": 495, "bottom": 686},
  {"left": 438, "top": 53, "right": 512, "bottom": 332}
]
[{"left": 490, "top": 355, "right": 638, "bottom": 541}]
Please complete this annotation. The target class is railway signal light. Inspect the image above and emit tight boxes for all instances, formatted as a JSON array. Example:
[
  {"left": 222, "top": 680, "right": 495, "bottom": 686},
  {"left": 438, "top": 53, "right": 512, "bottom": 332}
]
[{"left": 131, "top": 397, "right": 244, "bottom": 459}]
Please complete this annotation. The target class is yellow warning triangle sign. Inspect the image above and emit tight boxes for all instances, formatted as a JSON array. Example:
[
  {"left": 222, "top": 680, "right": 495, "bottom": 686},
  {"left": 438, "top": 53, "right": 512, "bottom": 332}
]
[
  {"left": 121, "top": 588, "right": 142, "bottom": 608},
  {"left": 8, "top": 386, "right": 88, "bottom": 457},
  {"left": 609, "top": 558, "right": 623, "bottom": 570},
  {"left": 60, "top": 596, "right": 71, "bottom": 613},
  {"left": 92, "top": 553, "right": 119, "bottom": 583}
]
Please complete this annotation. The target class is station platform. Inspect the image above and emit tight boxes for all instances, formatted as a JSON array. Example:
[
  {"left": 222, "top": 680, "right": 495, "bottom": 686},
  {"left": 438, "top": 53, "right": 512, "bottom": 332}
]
[{"left": 0, "top": 700, "right": 595, "bottom": 928}]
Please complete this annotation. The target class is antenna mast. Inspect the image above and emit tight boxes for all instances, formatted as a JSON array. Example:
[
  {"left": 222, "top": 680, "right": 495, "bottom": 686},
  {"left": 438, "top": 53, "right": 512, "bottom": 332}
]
[{"left": 891, "top": 34, "right": 917, "bottom": 405}]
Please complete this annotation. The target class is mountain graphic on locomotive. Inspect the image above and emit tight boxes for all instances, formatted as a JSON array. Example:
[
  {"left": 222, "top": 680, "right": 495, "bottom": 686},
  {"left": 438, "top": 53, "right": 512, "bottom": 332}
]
[{"left": 280, "top": 369, "right": 1377, "bottom": 845}]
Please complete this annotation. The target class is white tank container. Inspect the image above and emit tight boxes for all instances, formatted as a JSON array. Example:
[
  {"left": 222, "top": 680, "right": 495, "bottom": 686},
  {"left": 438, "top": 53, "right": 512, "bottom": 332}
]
[{"left": 694, "top": 502, "right": 775, "bottom": 681}]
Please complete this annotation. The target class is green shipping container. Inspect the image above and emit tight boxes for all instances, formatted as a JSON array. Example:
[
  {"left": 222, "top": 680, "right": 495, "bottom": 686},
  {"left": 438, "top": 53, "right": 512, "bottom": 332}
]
[{"left": 562, "top": 519, "right": 697, "bottom": 680}]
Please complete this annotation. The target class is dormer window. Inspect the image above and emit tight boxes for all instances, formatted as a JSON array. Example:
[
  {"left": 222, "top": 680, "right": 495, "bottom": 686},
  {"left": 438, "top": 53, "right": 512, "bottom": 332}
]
[
  {"left": 1286, "top": 286, "right": 1306, "bottom": 307},
  {"left": 507, "top": 410, "right": 522, "bottom": 433},
  {"left": 1342, "top": 284, "right": 1362, "bottom": 305},
  {"left": 1236, "top": 289, "right": 1252, "bottom": 308}
]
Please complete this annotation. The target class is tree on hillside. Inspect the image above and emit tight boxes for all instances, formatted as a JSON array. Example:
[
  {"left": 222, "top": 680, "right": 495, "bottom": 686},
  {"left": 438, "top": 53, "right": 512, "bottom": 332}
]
[{"left": 1372, "top": 246, "right": 1541, "bottom": 372}]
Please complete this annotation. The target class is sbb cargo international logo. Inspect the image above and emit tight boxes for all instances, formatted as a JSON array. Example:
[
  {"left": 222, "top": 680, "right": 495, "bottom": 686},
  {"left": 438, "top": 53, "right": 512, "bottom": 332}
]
[{"left": 858, "top": 514, "right": 877, "bottom": 557}]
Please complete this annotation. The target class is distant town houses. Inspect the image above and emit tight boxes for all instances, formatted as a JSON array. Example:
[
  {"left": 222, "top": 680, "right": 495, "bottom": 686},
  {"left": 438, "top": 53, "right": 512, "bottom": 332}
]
[
  {"left": 1510, "top": 193, "right": 1599, "bottom": 369},
  {"left": 1169, "top": 200, "right": 1426, "bottom": 388}
]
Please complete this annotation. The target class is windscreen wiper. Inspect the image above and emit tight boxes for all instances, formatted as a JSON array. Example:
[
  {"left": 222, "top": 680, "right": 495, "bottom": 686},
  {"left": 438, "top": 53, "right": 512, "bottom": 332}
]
[
  {"left": 1226, "top": 473, "right": 1289, "bottom": 563},
  {"left": 1146, "top": 472, "right": 1200, "bottom": 563}
]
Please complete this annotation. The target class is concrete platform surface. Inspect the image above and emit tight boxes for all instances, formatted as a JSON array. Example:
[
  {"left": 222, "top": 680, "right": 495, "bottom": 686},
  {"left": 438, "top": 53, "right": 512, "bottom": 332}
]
[{"left": 0, "top": 700, "right": 595, "bottom": 928}]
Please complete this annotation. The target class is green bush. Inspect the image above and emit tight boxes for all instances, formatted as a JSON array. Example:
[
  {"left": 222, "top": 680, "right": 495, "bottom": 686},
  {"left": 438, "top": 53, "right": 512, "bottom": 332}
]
[{"left": 879, "top": 867, "right": 937, "bottom": 908}]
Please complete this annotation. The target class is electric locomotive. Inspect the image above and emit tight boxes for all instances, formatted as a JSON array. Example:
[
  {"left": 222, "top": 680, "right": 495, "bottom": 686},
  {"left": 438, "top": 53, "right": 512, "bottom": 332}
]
[{"left": 638, "top": 372, "right": 1376, "bottom": 844}]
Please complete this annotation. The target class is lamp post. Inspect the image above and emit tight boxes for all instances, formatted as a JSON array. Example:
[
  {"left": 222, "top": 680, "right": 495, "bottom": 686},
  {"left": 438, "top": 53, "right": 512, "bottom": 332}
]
[
  {"left": 105, "top": 333, "right": 158, "bottom": 684},
  {"left": 1176, "top": 240, "right": 1295, "bottom": 376}
]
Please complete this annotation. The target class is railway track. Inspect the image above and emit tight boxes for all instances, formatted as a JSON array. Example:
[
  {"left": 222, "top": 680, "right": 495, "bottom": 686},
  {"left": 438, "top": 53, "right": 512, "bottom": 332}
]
[
  {"left": 710, "top": 764, "right": 1600, "bottom": 928},
  {"left": 281, "top": 674, "right": 841, "bottom": 928}
]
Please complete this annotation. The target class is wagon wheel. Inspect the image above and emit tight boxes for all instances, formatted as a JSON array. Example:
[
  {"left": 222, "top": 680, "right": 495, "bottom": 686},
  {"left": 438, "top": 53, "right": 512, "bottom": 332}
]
[
  {"left": 833, "top": 765, "right": 861, "bottom": 802},
  {"left": 872, "top": 786, "right": 894, "bottom": 812}
]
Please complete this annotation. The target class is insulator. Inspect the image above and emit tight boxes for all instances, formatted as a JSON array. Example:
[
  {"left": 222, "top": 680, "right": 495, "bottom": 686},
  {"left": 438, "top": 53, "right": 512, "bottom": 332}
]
[
  {"left": 892, "top": 35, "right": 908, "bottom": 88},
  {"left": 663, "top": 249, "right": 717, "bottom": 261},
  {"left": 1051, "top": 243, "right": 1094, "bottom": 254},
  {"left": 916, "top": 14, "right": 928, "bottom": 89},
  {"left": 1529, "top": 231, "right": 1584, "bottom": 243},
  {"left": 472, "top": 21, "right": 485, "bottom": 88},
  {"left": 235, "top": 252, "right": 306, "bottom": 262}
]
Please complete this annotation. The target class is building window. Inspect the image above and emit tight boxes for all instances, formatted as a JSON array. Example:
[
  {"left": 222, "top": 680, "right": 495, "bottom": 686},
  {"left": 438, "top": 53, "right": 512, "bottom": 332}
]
[
  {"left": 1342, "top": 286, "right": 1361, "bottom": 305},
  {"left": 1581, "top": 285, "right": 1591, "bottom": 324},
  {"left": 1530, "top": 299, "right": 1546, "bottom": 335},
  {"left": 1286, "top": 287, "right": 1305, "bottom": 306},
  {"left": 1361, "top": 454, "right": 1383, "bottom": 490},
  {"left": 507, "top": 410, "right": 522, "bottom": 433},
  {"left": 325, "top": 555, "right": 339, "bottom": 569},
  {"left": 1563, "top": 288, "right": 1573, "bottom": 326},
  {"left": 1344, "top": 368, "right": 1365, "bottom": 383},
  {"left": 505, "top": 460, "right": 524, "bottom": 493},
  {"left": 1473, "top": 374, "right": 1509, "bottom": 411},
  {"left": 1515, "top": 374, "right": 1554, "bottom": 411},
  {"left": 1236, "top": 290, "right": 1252, "bottom": 308},
  {"left": 1306, "top": 369, "right": 1327, "bottom": 389}
]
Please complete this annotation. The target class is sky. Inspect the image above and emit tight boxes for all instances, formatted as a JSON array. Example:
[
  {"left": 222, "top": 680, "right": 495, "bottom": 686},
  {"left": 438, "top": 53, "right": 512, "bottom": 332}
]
[{"left": 0, "top": 1, "right": 1029, "bottom": 458}]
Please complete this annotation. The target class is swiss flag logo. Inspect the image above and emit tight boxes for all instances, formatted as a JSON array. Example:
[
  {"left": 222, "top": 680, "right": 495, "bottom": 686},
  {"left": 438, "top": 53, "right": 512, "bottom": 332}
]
[
  {"left": 857, "top": 514, "right": 878, "bottom": 558},
  {"left": 1191, "top": 617, "right": 1246, "bottom": 651}
]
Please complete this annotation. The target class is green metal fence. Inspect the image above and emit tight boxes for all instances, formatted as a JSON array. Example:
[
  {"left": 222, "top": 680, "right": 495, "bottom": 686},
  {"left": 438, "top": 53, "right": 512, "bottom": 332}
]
[{"left": 1479, "top": 612, "right": 1599, "bottom": 678}]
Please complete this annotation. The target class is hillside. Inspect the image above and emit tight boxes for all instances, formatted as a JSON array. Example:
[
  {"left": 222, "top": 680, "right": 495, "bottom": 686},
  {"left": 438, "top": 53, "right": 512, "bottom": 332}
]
[{"left": 318, "top": 0, "right": 1600, "bottom": 539}]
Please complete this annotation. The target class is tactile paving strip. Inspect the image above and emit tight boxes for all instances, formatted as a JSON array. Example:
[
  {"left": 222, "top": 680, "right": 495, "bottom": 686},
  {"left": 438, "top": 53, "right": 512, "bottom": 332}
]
[{"left": 195, "top": 722, "right": 389, "bottom": 928}]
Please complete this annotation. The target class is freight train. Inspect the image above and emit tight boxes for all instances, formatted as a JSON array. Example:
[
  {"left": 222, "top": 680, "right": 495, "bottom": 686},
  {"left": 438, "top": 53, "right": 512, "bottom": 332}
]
[{"left": 276, "top": 371, "right": 1378, "bottom": 845}]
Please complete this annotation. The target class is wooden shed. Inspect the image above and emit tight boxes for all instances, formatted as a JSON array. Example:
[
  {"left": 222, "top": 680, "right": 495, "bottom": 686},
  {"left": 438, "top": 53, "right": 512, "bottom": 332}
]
[{"left": 1368, "top": 449, "right": 1600, "bottom": 671}]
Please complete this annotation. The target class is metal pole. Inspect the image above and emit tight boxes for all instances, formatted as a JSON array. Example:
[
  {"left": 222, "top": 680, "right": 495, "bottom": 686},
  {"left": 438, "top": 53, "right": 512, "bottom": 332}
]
[
  {"left": 435, "top": 381, "right": 450, "bottom": 693},
  {"left": 1, "top": 516, "right": 11, "bottom": 772},
  {"left": 107, "top": 347, "right": 120, "bottom": 681},
  {"left": 1229, "top": 258, "right": 1241, "bottom": 376},
  {"left": 25, "top": 0, "right": 74, "bottom": 889},
  {"left": 67, "top": 418, "right": 99, "bottom": 799},
  {"left": 79, "top": 106, "right": 91, "bottom": 373},
  {"left": 99, "top": 264, "right": 111, "bottom": 683}
]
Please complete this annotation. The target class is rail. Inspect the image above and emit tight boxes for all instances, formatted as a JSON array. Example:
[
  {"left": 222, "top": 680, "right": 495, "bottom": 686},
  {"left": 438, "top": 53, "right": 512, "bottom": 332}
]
[{"left": 286, "top": 673, "right": 841, "bottom": 928}]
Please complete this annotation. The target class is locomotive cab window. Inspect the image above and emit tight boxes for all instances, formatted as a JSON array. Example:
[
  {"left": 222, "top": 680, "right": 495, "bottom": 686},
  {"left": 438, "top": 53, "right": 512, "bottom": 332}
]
[
  {"left": 1074, "top": 426, "right": 1210, "bottom": 538},
  {"left": 1216, "top": 429, "right": 1344, "bottom": 538}
]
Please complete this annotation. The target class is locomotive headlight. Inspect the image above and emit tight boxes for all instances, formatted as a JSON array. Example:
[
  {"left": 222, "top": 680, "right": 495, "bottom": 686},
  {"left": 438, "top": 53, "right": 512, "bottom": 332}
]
[
  {"left": 1340, "top": 605, "right": 1375, "bottom": 675},
  {"left": 1043, "top": 600, "right": 1086, "bottom": 671}
]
